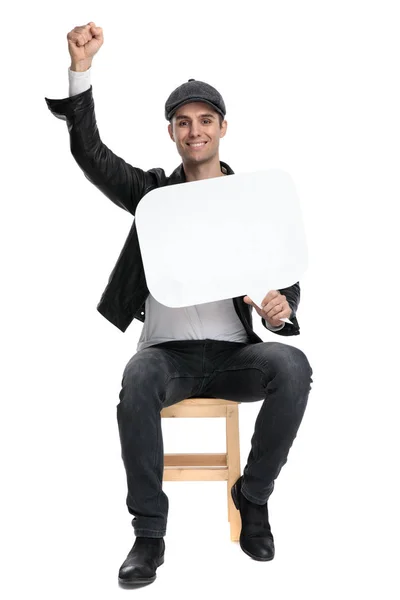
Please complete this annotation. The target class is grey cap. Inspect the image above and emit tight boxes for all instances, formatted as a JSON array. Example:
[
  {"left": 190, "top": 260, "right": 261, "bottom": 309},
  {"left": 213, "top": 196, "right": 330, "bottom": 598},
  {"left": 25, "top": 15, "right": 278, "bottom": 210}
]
[{"left": 165, "top": 78, "right": 226, "bottom": 121}]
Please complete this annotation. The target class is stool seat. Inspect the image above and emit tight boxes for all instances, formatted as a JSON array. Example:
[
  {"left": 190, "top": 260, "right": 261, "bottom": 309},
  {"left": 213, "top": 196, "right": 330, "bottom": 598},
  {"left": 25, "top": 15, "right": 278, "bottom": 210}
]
[{"left": 161, "top": 397, "right": 242, "bottom": 541}]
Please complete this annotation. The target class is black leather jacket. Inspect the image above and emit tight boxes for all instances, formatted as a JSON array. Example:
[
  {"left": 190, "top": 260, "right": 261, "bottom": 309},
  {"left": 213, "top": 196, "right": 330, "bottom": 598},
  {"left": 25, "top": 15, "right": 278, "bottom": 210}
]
[{"left": 45, "top": 85, "right": 301, "bottom": 343}]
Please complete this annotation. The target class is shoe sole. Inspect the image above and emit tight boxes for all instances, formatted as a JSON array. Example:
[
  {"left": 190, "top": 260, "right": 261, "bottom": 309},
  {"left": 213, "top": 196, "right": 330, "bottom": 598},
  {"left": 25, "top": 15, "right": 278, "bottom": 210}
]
[
  {"left": 231, "top": 481, "right": 275, "bottom": 562},
  {"left": 118, "top": 554, "right": 165, "bottom": 586}
]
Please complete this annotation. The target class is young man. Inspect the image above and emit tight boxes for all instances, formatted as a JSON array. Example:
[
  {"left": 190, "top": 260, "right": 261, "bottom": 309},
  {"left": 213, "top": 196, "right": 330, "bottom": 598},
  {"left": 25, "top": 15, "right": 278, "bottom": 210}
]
[{"left": 45, "top": 22, "right": 313, "bottom": 588}]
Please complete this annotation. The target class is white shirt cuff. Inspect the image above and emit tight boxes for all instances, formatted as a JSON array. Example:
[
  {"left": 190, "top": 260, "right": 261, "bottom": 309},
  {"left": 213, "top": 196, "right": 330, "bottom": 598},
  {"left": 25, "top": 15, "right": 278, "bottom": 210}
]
[
  {"left": 68, "top": 66, "right": 92, "bottom": 97},
  {"left": 264, "top": 319, "right": 285, "bottom": 331}
]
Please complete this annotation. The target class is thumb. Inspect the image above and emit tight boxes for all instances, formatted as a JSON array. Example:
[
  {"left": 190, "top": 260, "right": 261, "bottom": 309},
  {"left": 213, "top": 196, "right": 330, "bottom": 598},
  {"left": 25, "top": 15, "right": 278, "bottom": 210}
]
[{"left": 243, "top": 296, "right": 252, "bottom": 304}]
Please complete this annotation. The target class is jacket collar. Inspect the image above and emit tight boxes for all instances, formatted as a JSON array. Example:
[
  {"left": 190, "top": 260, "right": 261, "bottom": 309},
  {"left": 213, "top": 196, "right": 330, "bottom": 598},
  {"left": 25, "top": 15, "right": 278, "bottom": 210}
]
[{"left": 169, "top": 160, "right": 235, "bottom": 184}]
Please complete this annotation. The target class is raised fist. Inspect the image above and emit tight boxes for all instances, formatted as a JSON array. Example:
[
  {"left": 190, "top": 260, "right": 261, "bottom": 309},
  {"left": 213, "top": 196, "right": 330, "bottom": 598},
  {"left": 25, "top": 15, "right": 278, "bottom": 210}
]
[{"left": 67, "top": 22, "right": 104, "bottom": 65}]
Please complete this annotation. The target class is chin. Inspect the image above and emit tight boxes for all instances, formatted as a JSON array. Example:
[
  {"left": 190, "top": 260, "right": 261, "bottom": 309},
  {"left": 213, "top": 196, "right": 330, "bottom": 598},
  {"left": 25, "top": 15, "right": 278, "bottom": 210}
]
[{"left": 184, "top": 153, "right": 207, "bottom": 163}]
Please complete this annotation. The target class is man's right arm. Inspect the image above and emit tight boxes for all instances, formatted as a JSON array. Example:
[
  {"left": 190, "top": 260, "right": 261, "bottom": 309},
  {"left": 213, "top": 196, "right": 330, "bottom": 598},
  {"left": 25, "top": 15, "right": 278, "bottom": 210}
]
[{"left": 44, "top": 64, "right": 166, "bottom": 216}]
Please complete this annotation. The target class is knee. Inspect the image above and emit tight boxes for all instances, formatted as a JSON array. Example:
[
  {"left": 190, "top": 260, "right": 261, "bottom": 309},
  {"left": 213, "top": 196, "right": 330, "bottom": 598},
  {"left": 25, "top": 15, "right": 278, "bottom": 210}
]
[
  {"left": 118, "top": 350, "right": 168, "bottom": 408},
  {"left": 293, "top": 347, "right": 313, "bottom": 376},
  {"left": 278, "top": 345, "right": 313, "bottom": 386}
]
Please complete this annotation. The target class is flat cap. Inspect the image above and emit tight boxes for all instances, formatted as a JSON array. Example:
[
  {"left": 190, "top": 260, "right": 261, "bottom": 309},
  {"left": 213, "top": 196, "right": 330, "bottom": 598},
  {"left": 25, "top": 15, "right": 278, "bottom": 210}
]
[{"left": 165, "top": 78, "right": 226, "bottom": 121}]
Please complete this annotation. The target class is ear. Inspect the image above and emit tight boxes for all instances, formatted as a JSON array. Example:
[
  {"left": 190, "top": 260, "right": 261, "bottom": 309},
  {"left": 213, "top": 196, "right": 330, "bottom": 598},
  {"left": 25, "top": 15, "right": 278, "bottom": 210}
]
[
  {"left": 168, "top": 123, "right": 175, "bottom": 142},
  {"left": 220, "top": 120, "right": 228, "bottom": 139}
]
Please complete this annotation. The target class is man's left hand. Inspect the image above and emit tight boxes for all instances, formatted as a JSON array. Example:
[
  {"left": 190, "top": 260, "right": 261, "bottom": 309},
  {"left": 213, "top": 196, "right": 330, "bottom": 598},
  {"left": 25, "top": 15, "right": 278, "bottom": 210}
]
[{"left": 243, "top": 290, "right": 291, "bottom": 328}]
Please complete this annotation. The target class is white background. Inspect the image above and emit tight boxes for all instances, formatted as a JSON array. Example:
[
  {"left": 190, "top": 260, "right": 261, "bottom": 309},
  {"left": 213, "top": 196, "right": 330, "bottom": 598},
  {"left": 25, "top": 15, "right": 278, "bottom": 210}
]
[{"left": 1, "top": 1, "right": 399, "bottom": 598}]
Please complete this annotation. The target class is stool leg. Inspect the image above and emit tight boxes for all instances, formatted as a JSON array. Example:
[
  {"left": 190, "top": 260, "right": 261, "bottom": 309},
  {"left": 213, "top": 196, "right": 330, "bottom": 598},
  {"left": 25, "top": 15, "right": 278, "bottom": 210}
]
[{"left": 226, "top": 405, "right": 242, "bottom": 542}]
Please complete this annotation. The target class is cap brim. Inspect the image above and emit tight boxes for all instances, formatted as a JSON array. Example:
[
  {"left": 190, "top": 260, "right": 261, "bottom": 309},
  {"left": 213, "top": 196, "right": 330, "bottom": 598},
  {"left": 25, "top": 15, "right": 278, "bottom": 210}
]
[{"left": 167, "top": 99, "right": 224, "bottom": 120}]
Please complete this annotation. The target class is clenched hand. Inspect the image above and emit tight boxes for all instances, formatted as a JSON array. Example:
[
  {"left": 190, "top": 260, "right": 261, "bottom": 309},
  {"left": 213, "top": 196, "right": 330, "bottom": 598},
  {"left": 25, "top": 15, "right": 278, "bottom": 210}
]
[{"left": 67, "top": 22, "right": 104, "bottom": 66}]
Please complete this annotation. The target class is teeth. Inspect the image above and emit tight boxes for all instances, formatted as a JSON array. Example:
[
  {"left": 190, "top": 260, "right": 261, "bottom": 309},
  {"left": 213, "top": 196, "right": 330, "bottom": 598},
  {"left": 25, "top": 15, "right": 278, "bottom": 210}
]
[{"left": 189, "top": 142, "right": 206, "bottom": 147}]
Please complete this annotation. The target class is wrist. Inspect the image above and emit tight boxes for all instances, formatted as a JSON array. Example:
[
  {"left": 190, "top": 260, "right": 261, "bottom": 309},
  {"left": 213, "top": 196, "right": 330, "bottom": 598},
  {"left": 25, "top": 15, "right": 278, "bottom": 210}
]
[{"left": 70, "top": 60, "right": 92, "bottom": 72}]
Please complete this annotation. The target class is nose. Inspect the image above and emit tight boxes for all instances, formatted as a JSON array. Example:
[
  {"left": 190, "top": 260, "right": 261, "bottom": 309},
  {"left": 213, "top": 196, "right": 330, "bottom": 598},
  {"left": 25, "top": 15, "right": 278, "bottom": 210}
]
[{"left": 188, "top": 122, "right": 202, "bottom": 137}]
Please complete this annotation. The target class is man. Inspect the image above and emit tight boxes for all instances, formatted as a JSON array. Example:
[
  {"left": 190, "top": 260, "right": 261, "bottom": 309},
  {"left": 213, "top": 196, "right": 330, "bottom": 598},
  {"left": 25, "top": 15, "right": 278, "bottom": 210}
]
[{"left": 45, "top": 22, "right": 313, "bottom": 587}]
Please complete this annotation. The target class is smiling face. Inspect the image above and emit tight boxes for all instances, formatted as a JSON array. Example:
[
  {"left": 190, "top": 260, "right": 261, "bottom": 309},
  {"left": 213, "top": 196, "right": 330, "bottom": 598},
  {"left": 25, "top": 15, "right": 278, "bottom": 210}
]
[{"left": 168, "top": 101, "right": 227, "bottom": 166}]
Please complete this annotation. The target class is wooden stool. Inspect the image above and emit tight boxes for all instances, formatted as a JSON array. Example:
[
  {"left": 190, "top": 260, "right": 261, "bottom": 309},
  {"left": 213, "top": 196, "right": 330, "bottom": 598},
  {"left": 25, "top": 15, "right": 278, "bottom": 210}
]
[{"left": 160, "top": 397, "right": 242, "bottom": 542}]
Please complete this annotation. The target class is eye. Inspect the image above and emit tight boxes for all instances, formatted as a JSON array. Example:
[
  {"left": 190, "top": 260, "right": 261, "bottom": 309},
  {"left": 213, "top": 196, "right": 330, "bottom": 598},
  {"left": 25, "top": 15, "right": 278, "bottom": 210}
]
[{"left": 178, "top": 119, "right": 212, "bottom": 126}]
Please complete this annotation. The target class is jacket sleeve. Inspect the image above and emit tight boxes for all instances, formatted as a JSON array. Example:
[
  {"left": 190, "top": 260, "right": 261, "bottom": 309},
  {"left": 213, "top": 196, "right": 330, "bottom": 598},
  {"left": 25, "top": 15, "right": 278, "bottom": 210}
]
[
  {"left": 261, "top": 281, "right": 301, "bottom": 336},
  {"left": 44, "top": 85, "right": 165, "bottom": 216}
]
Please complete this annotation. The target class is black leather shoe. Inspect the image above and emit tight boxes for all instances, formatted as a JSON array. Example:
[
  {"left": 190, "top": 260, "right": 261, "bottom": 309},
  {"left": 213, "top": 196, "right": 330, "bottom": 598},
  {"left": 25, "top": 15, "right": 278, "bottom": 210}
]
[
  {"left": 231, "top": 475, "right": 275, "bottom": 561},
  {"left": 118, "top": 536, "right": 165, "bottom": 586}
]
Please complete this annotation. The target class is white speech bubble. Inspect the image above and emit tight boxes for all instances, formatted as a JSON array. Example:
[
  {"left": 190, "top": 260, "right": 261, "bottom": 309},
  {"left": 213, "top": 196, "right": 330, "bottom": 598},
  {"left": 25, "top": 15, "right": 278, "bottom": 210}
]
[{"left": 135, "top": 169, "right": 308, "bottom": 313}]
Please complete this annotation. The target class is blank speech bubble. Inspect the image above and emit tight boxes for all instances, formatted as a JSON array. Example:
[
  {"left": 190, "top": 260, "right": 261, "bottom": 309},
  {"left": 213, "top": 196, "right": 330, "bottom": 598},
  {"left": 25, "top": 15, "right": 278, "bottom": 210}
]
[{"left": 135, "top": 169, "right": 308, "bottom": 309}]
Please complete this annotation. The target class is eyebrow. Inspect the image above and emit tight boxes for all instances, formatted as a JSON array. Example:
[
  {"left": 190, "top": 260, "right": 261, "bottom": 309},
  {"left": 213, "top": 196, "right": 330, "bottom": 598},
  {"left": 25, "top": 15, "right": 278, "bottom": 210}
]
[{"left": 175, "top": 113, "right": 216, "bottom": 120}]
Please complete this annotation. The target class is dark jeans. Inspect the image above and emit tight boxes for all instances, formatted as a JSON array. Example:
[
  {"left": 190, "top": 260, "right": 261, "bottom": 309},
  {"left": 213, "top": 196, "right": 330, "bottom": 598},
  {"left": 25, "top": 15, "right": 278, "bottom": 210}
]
[{"left": 117, "top": 339, "right": 313, "bottom": 538}]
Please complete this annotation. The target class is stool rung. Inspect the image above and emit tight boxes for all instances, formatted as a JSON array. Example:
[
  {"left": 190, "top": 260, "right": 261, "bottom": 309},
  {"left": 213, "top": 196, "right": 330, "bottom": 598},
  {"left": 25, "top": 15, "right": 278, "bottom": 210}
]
[
  {"left": 163, "top": 468, "right": 229, "bottom": 481},
  {"left": 164, "top": 452, "right": 227, "bottom": 467}
]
